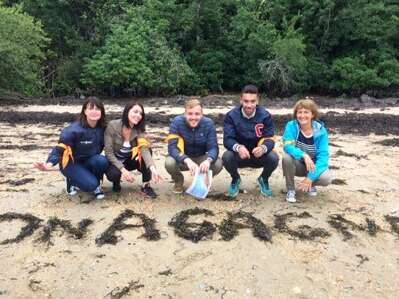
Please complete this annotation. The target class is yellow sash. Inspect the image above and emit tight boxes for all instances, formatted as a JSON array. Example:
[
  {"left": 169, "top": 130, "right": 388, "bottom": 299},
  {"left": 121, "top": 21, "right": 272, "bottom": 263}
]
[
  {"left": 283, "top": 140, "right": 295, "bottom": 145},
  {"left": 257, "top": 136, "right": 278, "bottom": 147},
  {"left": 164, "top": 134, "right": 185, "bottom": 154},
  {"left": 56, "top": 143, "right": 73, "bottom": 168},
  {"left": 131, "top": 137, "right": 150, "bottom": 167}
]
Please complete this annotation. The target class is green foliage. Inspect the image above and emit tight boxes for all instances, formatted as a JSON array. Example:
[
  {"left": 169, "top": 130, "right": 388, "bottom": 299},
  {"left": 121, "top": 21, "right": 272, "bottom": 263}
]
[
  {"left": 2, "top": 0, "right": 399, "bottom": 96},
  {"left": 0, "top": 5, "right": 48, "bottom": 95},
  {"left": 82, "top": 11, "right": 198, "bottom": 95}
]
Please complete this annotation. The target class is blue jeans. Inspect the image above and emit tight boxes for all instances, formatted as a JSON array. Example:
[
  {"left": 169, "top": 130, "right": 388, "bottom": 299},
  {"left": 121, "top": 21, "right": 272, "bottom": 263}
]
[
  {"left": 60, "top": 154, "right": 109, "bottom": 192},
  {"left": 222, "top": 150, "right": 279, "bottom": 182}
]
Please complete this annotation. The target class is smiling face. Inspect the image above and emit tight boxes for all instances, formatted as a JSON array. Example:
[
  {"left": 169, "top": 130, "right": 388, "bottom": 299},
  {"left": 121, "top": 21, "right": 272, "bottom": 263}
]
[
  {"left": 185, "top": 104, "right": 203, "bottom": 128},
  {"left": 240, "top": 93, "right": 258, "bottom": 116},
  {"left": 296, "top": 107, "right": 314, "bottom": 127},
  {"left": 84, "top": 103, "right": 102, "bottom": 126},
  {"left": 128, "top": 104, "right": 143, "bottom": 126}
]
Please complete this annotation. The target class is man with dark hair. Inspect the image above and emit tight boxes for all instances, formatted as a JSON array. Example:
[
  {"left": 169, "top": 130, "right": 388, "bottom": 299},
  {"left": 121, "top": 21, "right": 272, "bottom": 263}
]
[{"left": 223, "top": 85, "right": 279, "bottom": 198}]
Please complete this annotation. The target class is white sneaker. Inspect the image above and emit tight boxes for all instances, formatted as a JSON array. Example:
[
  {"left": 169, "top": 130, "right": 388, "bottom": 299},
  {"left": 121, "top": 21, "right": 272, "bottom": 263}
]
[
  {"left": 94, "top": 186, "right": 105, "bottom": 200},
  {"left": 286, "top": 190, "right": 296, "bottom": 203},
  {"left": 309, "top": 186, "right": 317, "bottom": 197}
]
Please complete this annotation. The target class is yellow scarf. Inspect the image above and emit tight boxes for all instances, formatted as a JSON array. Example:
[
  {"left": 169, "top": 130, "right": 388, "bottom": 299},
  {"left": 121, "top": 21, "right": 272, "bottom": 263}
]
[
  {"left": 131, "top": 137, "right": 150, "bottom": 167},
  {"left": 164, "top": 134, "right": 185, "bottom": 154},
  {"left": 257, "top": 136, "right": 278, "bottom": 147},
  {"left": 56, "top": 143, "right": 74, "bottom": 168}
]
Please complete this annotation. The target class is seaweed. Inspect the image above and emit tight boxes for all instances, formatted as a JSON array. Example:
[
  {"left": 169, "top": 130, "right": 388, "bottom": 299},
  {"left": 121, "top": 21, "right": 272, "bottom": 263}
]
[
  {"left": 384, "top": 215, "right": 399, "bottom": 236},
  {"left": 274, "top": 212, "right": 330, "bottom": 240},
  {"left": 327, "top": 214, "right": 379, "bottom": 241},
  {"left": 105, "top": 280, "right": 144, "bottom": 299},
  {"left": 335, "top": 149, "right": 367, "bottom": 160},
  {"left": 331, "top": 179, "right": 347, "bottom": 185},
  {"left": 356, "top": 254, "right": 369, "bottom": 267},
  {"left": 219, "top": 211, "right": 272, "bottom": 242},
  {"left": 0, "top": 212, "right": 42, "bottom": 245},
  {"left": 168, "top": 208, "right": 216, "bottom": 243},
  {"left": 37, "top": 217, "right": 94, "bottom": 246},
  {"left": 1, "top": 178, "right": 35, "bottom": 186},
  {"left": 375, "top": 138, "right": 399, "bottom": 147},
  {"left": 96, "top": 209, "right": 160, "bottom": 246}
]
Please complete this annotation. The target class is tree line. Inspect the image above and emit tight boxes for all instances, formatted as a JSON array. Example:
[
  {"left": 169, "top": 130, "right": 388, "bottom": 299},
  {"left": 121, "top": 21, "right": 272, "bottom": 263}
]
[{"left": 1, "top": 0, "right": 398, "bottom": 97}]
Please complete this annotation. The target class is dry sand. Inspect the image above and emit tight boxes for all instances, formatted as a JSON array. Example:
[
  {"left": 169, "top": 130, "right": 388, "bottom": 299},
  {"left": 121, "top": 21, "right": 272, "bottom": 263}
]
[{"left": 0, "top": 102, "right": 399, "bottom": 299}]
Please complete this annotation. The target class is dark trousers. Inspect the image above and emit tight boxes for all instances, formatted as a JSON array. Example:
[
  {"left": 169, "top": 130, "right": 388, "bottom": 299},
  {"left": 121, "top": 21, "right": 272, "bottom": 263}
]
[
  {"left": 222, "top": 150, "right": 279, "bottom": 182},
  {"left": 106, "top": 157, "right": 152, "bottom": 184},
  {"left": 61, "top": 154, "right": 109, "bottom": 192}
]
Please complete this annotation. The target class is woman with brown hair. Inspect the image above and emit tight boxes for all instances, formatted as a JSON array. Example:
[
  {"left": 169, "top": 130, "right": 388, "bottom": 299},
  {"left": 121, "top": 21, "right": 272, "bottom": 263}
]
[
  {"left": 34, "top": 97, "right": 109, "bottom": 199},
  {"left": 282, "top": 98, "right": 332, "bottom": 203},
  {"left": 105, "top": 100, "right": 162, "bottom": 198}
]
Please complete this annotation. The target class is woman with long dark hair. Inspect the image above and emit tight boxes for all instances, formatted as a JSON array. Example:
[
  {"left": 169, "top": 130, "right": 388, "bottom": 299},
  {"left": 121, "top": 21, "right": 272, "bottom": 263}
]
[
  {"left": 104, "top": 100, "right": 162, "bottom": 198},
  {"left": 34, "top": 97, "right": 109, "bottom": 199}
]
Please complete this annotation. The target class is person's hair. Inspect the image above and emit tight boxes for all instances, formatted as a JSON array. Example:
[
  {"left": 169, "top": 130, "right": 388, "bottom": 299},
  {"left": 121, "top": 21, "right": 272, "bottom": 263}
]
[
  {"left": 185, "top": 98, "right": 202, "bottom": 110},
  {"left": 241, "top": 84, "right": 259, "bottom": 96},
  {"left": 79, "top": 96, "right": 106, "bottom": 128},
  {"left": 293, "top": 98, "right": 320, "bottom": 120},
  {"left": 121, "top": 100, "right": 146, "bottom": 132}
]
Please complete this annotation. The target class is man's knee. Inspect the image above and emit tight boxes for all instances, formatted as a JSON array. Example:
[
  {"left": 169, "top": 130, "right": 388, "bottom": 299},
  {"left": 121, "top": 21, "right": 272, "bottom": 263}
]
[
  {"left": 211, "top": 158, "right": 223, "bottom": 176},
  {"left": 222, "top": 150, "right": 235, "bottom": 166},
  {"left": 264, "top": 151, "right": 279, "bottom": 168},
  {"left": 165, "top": 156, "right": 179, "bottom": 174}
]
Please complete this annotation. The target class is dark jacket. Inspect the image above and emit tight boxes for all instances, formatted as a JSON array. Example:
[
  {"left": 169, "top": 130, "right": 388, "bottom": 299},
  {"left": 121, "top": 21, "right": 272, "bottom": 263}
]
[
  {"left": 168, "top": 115, "right": 219, "bottom": 163},
  {"left": 47, "top": 122, "right": 105, "bottom": 166},
  {"left": 223, "top": 105, "right": 275, "bottom": 152}
]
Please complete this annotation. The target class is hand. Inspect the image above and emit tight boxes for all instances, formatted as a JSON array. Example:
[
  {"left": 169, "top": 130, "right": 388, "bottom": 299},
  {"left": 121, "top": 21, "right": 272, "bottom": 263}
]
[
  {"left": 121, "top": 167, "right": 134, "bottom": 183},
  {"left": 199, "top": 159, "right": 210, "bottom": 173},
  {"left": 34, "top": 162, "right": 55, "bottom": 171},
  {"left": 238, "top": 145, "right": 250, "bottom": 160},
  {"left": 184, "top": 158, "right": 198, "bottom": 176},
  {"left": 252, "top": 146, "right": 264, "bottom": 158},
  {"left": 298, "top": 177, "right": 313, "bottom": 192},
  {"left": 149, "top": 166, "right": 163, "bottom": 184},
  {"left": 303, "top": 154, "right": 315, "bottom": 172}
]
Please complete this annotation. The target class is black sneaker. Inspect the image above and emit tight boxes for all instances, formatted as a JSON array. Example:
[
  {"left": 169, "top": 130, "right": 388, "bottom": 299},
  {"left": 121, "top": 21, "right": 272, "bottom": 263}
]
[
  {"left": 141, "top": 184, "right": 157, "bottom": 199},
  {"left": 113, "top": 182, "right": 121, "bottom": 193}
]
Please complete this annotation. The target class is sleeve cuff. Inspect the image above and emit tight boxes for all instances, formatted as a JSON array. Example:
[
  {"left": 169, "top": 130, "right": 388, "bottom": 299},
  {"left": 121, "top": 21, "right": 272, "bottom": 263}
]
[
  {"left": 233, "top": 143, "right": 241, "bottom": 152},
  {"left": 261, "top": 145, "right": 268, "bottom": 154}
]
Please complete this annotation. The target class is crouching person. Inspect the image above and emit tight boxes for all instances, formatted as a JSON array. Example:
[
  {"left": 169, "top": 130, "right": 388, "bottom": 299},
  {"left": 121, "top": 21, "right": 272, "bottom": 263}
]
[
  {"left": 222, "top": 85, "right": 279, "bottom": 198},
  {"left": 105, "top": 101, "right": 162, "bottom": 199},
  {"left": 165, "top": 99, "right": 223, "bottom": 193},
  {"left": 282, "top": 98, "right": 332, "bottom": 203}
]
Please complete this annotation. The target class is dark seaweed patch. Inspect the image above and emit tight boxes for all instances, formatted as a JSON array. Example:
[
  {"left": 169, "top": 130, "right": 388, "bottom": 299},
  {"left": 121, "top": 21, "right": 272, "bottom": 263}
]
[
  {"left": 1, "top": 178, "right": 35, "bottom": 186},
  {"left": 327, "top": 214, "right": 379, "bottom": 241},
  {"left": 384, "top": 215, "right": 399, "bottom": 236},
  {"left": 375, "top": 138, "right": 399, "bottom": 147},
  {"left": 37, "top": 217, "right": 93, "bottom": 246},
  {"left": 168, "top": 208, "right": 216, "bottom": 243},
  {"left": 356, "top": 254, "right": 369, "bottom": 267},
  {"left": 0, "top": 212, "right": 42, "bottom": 244},
  {"left": 274, "top": 212, "right": 330, "bottom": 240},
  {"left": 96, "top": 209, "right": 160, "bottom": 246},
  {"left": 331, "top": 179, "right": 347, "bottom": 185},
  {"left": 105, "top": 280, "right": 144, "bottom": 299},
  {"left": 158, "top": 269, "right": 172, "bottom": 276},
  {"left": 218, "top": 211, "right": 272, "bottom": 242},
  {"left": 335, "top": 149, "right": 367, "bottom": 160}
]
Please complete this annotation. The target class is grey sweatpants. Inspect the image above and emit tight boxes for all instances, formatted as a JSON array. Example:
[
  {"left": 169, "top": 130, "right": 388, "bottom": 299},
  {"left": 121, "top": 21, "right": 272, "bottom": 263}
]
[
  {"left": 165, "top": 155, "right": 223, "bottom": 185},
  {"left": 282, "top": 153, "right": 332, "bottom": 191}
]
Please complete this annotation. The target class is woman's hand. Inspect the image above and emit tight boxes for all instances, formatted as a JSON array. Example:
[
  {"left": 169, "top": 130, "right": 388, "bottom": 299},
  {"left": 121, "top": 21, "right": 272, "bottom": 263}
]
[
  {"left": 121, "top": 167, "right": 134, "bottom": 183},
  {"left": 303, "top": 154, "right": 315, "bottom": 172},
  {"left": 298, "top": 177, "right": 313, "bottom": 192},
  {"left": 149, "top": 166, "right": 163, "bottom": 184},
  {"left": 34, "top": 162, "right": 55, "bottom": 171}
]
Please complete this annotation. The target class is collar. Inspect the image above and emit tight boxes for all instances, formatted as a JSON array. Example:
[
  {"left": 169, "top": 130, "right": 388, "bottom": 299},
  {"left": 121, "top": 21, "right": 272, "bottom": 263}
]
[{"left": 241, "top": 107, "right": 256, "bottom": 119}]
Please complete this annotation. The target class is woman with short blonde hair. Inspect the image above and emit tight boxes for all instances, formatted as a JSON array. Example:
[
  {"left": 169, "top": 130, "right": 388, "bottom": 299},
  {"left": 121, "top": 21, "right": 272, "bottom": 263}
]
[{"left": 282, "top": 98, "right": 332, "bottom": 203}]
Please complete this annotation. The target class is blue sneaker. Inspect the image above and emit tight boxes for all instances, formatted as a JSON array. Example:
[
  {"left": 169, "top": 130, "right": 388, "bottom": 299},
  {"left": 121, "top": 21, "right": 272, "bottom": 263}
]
[
  {"left": 227, "top": 177, "right": 241, "bottom": 198},
  {"left": 257, "top": 177, "right": 273, "bottom": 197}
]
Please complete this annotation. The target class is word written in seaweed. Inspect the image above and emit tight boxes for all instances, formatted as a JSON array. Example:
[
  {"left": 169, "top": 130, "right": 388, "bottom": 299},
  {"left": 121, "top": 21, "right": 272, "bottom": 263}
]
[{"left": 0, "top": 209, "right": 397, "bottom": 247}]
